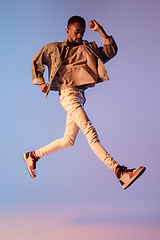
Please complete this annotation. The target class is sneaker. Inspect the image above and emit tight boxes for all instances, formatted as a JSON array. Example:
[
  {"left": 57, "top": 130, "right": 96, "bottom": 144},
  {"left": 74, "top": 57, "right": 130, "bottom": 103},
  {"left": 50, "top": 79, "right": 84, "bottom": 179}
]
[
  {"left": 23, "top": 151, "right": 40, "bottom": 178},
  {"left": 115, "top": 165, "right": 146, "bottom": 190}
]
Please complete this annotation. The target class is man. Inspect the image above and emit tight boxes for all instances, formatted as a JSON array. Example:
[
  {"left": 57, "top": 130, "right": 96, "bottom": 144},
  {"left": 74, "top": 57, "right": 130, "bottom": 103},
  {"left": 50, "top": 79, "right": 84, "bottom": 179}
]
[{"left": 23, "top": 16, "right": 146, "bottom": 190}]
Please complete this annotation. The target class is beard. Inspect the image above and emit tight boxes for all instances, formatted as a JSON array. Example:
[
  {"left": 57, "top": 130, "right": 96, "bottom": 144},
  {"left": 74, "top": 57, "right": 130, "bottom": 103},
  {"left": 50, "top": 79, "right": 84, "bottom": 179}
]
[{"left": 68, "top": 38, "right": 82, "bottom": 46}]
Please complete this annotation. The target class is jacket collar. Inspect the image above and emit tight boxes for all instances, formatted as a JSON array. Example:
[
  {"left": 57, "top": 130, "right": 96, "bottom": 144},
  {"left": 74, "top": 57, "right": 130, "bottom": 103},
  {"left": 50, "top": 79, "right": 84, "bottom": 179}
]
[{"left": 61, "top": 39, "right": 68, "bottom": 47}]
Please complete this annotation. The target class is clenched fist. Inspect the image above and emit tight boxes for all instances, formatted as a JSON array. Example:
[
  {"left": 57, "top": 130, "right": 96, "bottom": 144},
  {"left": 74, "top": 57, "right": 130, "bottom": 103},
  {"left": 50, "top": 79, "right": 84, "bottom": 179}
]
[
  {"left": 88, "top": 20, "right": 101, "bottom": 31},
  {"left": 39, "top": 83, "right": 49, "bottom": 93}
]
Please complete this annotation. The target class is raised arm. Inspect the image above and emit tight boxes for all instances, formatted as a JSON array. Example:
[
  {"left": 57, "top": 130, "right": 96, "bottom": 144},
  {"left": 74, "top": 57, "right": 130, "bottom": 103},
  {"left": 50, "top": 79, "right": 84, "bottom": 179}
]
[{"left": 88, "top": 20, "right": 118, "bottom": 63}]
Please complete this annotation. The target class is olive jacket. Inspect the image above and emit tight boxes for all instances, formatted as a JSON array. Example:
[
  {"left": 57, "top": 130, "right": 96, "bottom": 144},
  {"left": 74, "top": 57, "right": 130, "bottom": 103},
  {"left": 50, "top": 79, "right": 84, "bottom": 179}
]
[{"left": 31, "top": 36, "right": 118, "bottom": 96}]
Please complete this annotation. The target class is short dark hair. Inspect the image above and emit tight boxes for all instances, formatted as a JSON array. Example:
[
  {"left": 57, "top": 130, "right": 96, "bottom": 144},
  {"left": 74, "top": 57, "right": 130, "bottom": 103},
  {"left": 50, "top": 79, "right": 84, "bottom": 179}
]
[{"left": 67, "top": 16, "right": 86, "bottom": 28}]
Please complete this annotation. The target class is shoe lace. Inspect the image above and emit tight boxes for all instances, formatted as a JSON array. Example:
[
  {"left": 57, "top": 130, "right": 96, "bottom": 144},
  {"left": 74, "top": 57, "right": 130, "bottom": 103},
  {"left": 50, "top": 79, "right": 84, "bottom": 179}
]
[
  {"left": 121, "top": 165, "right": 135, "bottom": 173},
  {"left": 120, "top": 165, "right": 127, "bottom": 173},
  {"left": 116, "top": 165, "right": 127, "bottom": 179}
]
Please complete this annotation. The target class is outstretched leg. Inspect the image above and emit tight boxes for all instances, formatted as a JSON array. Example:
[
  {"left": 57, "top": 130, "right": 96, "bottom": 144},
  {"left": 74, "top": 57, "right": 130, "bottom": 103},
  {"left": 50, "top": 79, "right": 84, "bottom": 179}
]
[{"left": 59, "top": 88, "right": 146, "bottom": 189}]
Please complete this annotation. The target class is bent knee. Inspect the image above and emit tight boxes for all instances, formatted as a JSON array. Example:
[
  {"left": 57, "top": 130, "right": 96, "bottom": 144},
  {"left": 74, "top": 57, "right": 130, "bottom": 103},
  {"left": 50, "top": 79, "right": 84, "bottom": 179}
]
[
  {"left": 67, "top": 140, "right": 74, "bottom": 148},
  {"left": 62, "top": 138, "right": 75, "bottom": 148}
]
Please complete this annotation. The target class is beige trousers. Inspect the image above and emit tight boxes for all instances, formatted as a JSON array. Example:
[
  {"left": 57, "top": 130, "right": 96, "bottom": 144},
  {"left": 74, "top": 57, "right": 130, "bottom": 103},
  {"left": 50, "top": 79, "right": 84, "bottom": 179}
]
[{"left": 35, "top": 87, "right": 118, "bottom": 173}]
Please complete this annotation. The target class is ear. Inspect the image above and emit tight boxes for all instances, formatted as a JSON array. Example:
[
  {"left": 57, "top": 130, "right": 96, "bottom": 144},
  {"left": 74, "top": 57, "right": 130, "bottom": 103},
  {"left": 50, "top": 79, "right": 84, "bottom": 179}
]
[{"left": 66, "top": 28, "right": 69, "bottom": 34}]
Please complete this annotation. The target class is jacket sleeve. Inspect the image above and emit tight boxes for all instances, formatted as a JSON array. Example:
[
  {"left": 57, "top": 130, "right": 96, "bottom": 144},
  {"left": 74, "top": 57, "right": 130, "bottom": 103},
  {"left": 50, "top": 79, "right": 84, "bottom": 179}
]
[
  {"left": 31, "top": 46, "right": 46, "bottom": 85},
  {"left": 99, "top": 36, "right": 118, "bottom": 64}
]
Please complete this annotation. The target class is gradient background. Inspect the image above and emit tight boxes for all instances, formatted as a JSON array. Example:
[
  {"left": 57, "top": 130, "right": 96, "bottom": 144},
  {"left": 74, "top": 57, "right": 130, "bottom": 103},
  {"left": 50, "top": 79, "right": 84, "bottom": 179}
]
[{"left": 0, "top": 0, "right": 160, "bottom": 239}]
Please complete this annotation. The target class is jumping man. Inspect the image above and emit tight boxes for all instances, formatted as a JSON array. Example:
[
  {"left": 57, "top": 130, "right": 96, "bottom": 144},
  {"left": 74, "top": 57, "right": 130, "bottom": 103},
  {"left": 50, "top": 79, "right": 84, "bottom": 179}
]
[{"left": 23, "top": 16, "right": 146, "bottom": 190}]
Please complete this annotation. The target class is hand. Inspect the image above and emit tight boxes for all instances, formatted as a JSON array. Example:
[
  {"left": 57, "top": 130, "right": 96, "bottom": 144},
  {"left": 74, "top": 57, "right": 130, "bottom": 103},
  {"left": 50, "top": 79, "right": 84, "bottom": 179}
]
[
  {"left": 88, "top": 20, "right": 109, "bottom": 39},
  {"left": 88, "top": 20, "right": 101, "bottom": 31},
  {"left": 39, "top": 83, "right": 49, "bottom": 93}
]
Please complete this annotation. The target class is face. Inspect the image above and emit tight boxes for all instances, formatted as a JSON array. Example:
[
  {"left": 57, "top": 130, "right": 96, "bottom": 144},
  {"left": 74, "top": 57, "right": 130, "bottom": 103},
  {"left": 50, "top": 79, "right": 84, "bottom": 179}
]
[{"left": 66, "top": 22, "right": 85, "bottom": 45}]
